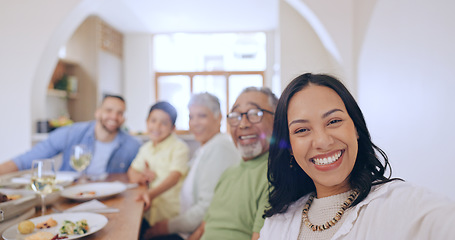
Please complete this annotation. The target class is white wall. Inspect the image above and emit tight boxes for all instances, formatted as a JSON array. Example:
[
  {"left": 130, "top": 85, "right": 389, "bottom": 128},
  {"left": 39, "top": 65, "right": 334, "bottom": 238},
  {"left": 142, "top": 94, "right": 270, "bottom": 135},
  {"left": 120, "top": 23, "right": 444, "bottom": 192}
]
[
  {"left": 357, "top": 0, "right": 455, "bottom": 199},
  {"left": 0, "top": 0, "right": 108, "bottom": 161},
  {"left": 279, "top": 1, "right": 337, "bottom": 89},
  {"left": 123, "top": 34, "right": 154, "bottom": 133},
  {"left": 98, "top": 50, "right": 123, "bottom": 99},
  {"left": 280, "top": 0, "right": 358, "bottom": 93},
  {"left": 289, "top": 0, "right": 355, "bottom": 90},
  {"left": 0, "top": 0, "right": 80, "bottom": 161}
]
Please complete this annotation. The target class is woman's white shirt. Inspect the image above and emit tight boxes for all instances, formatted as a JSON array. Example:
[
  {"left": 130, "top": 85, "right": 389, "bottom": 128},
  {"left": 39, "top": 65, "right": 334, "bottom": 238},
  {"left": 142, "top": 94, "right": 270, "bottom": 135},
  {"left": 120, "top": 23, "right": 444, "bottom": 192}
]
[{"left": 260, "top": 181, "right": 455, "bottom": 240}]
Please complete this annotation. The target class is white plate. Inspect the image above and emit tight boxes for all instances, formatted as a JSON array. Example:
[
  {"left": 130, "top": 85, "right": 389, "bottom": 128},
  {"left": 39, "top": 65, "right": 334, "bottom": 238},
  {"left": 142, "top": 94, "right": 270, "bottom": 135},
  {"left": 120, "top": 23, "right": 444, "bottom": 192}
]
[
  {"left": 2, "top": 212, "right": 108, "bottom": 240},
  {"left": 60, "top": 182, "right": 127, "bottom": 201},
  {"left": 11, "top": 171, "right": 78, "bottom": 187},
  {"left": 0, "top": 187, "right": 61, "bottom": 208},
  {"left": 0, "top": 189, "right": 37, "bottom": 222}
]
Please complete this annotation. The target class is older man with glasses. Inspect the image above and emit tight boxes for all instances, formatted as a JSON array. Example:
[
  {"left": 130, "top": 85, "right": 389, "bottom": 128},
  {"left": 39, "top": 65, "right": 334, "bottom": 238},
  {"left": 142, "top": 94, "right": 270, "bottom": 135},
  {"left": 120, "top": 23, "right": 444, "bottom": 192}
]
[{"left": 188, "top": 87, "right": 278, "bottom": 240}]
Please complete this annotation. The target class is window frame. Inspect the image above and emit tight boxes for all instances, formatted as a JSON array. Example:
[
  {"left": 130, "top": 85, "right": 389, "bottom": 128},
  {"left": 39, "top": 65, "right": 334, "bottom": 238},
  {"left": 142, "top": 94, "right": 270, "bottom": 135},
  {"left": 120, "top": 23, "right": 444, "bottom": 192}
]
[{"left": 155, "top": 70, "right": 265, "bottom": 134}]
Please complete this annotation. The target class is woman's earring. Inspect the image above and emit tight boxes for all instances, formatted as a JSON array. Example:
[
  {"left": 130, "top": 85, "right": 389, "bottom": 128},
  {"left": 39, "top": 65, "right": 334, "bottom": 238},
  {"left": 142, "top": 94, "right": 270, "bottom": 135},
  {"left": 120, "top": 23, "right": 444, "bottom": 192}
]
[{"left": 290, "top": 155, "right": 295, "bottom": 168}]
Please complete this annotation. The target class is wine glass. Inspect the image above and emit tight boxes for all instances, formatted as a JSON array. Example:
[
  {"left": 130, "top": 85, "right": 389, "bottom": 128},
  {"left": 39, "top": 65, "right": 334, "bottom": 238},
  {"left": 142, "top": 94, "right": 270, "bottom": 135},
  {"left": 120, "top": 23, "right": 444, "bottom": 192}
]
[
  {"left": 31, "top": 159, "right": 56, "bottom": 216},
  {"left": 70, "top": 144, "right": 92, "bottom": 182}
]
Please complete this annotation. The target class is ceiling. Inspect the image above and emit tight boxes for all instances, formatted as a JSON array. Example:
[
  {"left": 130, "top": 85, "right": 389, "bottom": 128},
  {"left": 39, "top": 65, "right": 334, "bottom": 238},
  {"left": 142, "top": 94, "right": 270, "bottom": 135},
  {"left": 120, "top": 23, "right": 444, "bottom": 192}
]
[{"left": 93, "top": 0, "right": 279, "bottom": 34}]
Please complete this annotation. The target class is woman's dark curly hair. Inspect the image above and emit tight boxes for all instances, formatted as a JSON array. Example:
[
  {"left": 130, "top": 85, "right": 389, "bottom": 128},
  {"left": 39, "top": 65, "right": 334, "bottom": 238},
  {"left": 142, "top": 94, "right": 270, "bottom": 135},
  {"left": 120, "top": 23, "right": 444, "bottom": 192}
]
[{"left": 264, "top": 73, "right": 399, "bottom": 217}]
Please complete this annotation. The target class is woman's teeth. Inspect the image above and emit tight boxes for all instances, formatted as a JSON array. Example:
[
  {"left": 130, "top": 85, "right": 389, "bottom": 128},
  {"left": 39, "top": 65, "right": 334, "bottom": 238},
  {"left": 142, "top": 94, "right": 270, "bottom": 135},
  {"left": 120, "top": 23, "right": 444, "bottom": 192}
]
[{"left": 312, "top": 151, "right": 342, "bottom": 165}]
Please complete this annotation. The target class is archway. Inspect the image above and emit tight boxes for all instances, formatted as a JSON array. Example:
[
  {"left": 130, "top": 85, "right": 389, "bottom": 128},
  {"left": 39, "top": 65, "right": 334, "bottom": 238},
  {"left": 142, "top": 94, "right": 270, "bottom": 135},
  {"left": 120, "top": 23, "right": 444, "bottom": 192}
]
[{"left": 30, "top": 1, "right": 104, "bottom": 133}]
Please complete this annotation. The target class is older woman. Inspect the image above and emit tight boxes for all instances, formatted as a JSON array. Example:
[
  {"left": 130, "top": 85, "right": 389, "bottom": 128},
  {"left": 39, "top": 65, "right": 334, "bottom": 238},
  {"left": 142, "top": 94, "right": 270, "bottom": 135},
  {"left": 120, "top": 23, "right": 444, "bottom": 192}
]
[
  {"left": 145, "top": 92, "right": 240, "bottom": 240},
  {"left": 260, "top": 73, "right": 455, "bottom": 239}
]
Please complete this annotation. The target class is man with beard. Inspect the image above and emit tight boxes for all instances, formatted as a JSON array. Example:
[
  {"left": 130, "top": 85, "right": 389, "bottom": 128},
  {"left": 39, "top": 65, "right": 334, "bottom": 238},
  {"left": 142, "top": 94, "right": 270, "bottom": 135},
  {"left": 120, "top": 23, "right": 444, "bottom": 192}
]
[
  {"left": 187, "top": 87, "right": 278, "bottom": 240},
  {"left": 0, "top": 95, "right": 140, "bottom": 175}
]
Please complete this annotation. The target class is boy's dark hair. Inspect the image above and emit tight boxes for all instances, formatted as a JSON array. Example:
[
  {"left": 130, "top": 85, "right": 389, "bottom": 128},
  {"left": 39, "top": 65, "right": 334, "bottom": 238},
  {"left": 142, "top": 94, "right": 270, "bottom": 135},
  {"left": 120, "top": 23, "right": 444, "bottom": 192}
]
[{"left": 148, "top": 101, "right": 177, "bottom": 125}]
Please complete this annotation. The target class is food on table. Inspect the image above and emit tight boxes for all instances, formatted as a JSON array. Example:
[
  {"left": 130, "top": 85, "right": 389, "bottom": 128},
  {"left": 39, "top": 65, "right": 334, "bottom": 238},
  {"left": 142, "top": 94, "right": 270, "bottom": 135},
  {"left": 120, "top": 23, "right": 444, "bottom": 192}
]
[
  {"left": 76, "top": 191, "right": 96, "bottom": 197},
  {"left": 0, "top": 192, "right": 20, "bottom": 202},
  {"left": 0, "top": 192, "right": 7, "bottom": 202},
  {"left": 50, "top": 234, "right": 68, "bottom": 240},
  {"left": 8, "top": 194, "right": 22, "bottom": 200},
  {"left": 36, "top": 217, "right": 58, "bottom": 229},
  {"left": 49, "top": 116, "right": 73, "bottom": 128},
  {"left": 18, "top": 220, "right": 35, "bottom": 234},
  {"left": 59, "top": 219, "right": 89, "bottom": 235},
  {"left": 24, "top": 231, "right": 55, "bottom": 240}
]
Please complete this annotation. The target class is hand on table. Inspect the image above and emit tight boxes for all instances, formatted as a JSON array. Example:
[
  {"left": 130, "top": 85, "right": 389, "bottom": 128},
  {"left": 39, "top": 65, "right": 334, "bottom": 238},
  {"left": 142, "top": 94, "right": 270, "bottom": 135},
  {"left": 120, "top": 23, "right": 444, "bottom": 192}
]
[{"left": 136, "top": 191, "right": 152, "bottom": 210}]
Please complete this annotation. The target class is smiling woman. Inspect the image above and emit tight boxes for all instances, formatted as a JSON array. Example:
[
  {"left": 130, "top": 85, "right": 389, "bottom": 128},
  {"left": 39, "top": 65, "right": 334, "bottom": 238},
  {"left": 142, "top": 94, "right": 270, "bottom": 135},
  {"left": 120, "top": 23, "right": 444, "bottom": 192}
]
[
  {"left": 188, "top": 93, "right": 222, "bottom": 145},
  {"left": 287, "top": 84, "right": 359, "bottom": 198},
  {"left": 259, "top": 73, "right": 455, "bottom": 239}
]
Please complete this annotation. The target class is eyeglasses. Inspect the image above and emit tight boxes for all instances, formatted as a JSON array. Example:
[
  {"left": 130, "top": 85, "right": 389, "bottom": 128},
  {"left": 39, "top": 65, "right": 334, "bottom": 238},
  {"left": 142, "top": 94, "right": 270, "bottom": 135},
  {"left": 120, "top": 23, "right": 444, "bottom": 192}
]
[{"left": 227, "top": 108, "right": 274, "bottom": 126}]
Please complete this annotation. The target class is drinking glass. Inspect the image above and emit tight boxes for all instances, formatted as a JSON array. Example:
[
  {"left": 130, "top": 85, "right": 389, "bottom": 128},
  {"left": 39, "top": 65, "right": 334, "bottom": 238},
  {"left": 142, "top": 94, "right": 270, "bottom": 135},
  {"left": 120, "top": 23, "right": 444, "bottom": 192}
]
[
  {"left": 31, "top": 159, "right": 56, "bottom": 216},
  {"left": 70, "top": 144, "right": 92, "bottom": 182}
]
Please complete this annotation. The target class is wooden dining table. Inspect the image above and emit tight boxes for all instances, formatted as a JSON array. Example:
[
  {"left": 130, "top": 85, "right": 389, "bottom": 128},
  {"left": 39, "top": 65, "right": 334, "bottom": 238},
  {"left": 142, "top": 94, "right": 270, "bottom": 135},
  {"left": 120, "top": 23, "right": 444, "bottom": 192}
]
[{"left": 39, "top": 173, "right": 146, "bottom": 240}]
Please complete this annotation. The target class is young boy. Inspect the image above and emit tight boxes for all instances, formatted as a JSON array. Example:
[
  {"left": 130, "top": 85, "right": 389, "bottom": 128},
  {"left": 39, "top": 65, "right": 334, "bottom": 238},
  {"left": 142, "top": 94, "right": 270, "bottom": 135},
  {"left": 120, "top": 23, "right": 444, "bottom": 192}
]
[{"left": 128, "top": 101, "right": 190, "bottom": 228}]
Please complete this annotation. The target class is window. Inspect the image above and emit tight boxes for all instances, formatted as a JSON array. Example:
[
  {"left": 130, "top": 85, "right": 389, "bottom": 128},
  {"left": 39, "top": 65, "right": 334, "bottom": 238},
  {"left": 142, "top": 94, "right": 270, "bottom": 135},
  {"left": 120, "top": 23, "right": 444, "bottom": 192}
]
[{"left": 154, "top": 32, "right": 266, "bottom": 132}]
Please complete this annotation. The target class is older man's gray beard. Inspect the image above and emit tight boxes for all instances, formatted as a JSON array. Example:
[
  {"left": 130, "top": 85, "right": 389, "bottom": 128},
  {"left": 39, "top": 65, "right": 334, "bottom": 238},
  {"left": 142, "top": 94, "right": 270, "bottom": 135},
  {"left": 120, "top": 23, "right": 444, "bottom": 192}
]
[{"left": 238, "top": 141, "right": 263, "bottom": 159}]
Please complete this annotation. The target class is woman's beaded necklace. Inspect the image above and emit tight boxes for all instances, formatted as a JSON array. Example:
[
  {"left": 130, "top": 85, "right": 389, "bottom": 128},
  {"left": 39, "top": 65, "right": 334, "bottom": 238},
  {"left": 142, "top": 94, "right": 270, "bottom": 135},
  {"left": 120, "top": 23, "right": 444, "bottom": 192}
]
[{"left": 299, "top": 189, "right": 359, "bottom": 232}]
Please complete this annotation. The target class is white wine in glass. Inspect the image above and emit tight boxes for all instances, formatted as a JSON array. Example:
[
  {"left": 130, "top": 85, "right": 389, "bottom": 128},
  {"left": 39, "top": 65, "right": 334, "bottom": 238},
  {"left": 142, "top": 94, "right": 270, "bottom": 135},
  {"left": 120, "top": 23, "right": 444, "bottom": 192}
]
[
  {"left": 31, "top": 159, "right": 56, "bottom": 216},
  {"left": 70, "top": 144, "right": 92, "bottom": 182}
]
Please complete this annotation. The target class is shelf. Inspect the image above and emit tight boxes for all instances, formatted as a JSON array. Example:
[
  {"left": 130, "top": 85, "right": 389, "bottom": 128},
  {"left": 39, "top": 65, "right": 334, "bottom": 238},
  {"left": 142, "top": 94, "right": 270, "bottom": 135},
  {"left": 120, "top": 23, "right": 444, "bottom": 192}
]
[
  {"left": 47, "top": 89, "right": 77, "bottom": 99},
  {"left": 58, "top": 58, "right": 79, "bottom": 65}
]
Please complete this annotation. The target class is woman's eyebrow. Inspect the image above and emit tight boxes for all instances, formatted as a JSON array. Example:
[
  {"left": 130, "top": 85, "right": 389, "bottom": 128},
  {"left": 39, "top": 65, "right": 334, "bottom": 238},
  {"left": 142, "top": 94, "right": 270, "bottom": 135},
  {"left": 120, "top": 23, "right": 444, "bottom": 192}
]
[
  {"left": 322, "top": 108, "right": 343, "bottom": 118},
  {"left": 288, "top": 109, "right": 344, "bottom": 127},
  {"left": 288, "top": 119, "right": 308, "bottom": 127}
]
